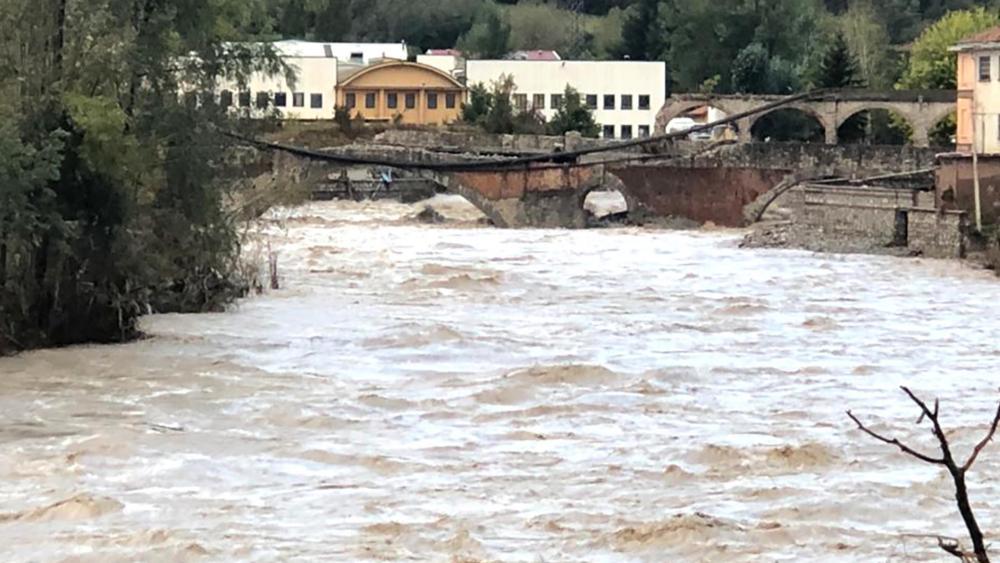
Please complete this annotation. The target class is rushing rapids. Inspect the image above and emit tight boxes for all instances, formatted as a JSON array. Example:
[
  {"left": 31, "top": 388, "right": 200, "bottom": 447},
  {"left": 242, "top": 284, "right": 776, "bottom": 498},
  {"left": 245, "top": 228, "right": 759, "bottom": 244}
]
[{"left": 1, "top": 194, "right": 999, "bottom": 561}]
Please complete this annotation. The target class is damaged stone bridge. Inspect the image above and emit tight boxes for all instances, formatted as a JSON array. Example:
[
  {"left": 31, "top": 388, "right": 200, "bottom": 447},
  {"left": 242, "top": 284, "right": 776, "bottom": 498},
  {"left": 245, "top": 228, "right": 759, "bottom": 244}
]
[{"left": 264, "top": 133, "right": 940, "bottom": 229}]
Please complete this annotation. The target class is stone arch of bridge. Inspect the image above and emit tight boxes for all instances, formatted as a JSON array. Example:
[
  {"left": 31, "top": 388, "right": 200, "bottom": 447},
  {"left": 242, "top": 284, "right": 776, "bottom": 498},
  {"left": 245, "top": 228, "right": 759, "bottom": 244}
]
[
  {"left": 743, "top": 104, "right": 836, "bottom": 144},
  {"left": 655, "top": 100, "right": 742, "bottom": 134},
  {"left": 833, "top": 102, "right": 918, "bottom": 145}
]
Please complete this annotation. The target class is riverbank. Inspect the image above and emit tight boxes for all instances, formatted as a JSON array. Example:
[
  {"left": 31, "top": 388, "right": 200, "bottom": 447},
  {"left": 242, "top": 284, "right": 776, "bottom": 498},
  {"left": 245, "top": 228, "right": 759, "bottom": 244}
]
[{"left": 741, "top": 219, "right": 1000, "bottom": 275}]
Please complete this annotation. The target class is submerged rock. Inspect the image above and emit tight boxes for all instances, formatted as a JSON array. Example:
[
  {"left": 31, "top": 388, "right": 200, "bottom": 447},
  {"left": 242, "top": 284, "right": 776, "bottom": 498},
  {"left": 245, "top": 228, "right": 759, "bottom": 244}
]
[{"left": 414, "top": 205, "right": 446, "bottom": 224}]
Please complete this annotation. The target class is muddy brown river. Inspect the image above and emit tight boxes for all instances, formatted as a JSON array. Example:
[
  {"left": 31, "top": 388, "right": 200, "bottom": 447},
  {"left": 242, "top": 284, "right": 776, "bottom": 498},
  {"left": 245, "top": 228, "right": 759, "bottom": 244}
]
[{"left": 2, "top": 195, "right": 1000, "bottom": 562}]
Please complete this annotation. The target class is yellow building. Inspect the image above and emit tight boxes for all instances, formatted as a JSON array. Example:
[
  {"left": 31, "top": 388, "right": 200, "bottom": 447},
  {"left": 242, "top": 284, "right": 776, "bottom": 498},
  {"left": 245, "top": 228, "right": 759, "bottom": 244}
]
[
  {"left": 336, "top": 61, "right": 466, "bottom": 125},
  {"left": 952, "top": 27, "right": 1000, "bottom": 153}
]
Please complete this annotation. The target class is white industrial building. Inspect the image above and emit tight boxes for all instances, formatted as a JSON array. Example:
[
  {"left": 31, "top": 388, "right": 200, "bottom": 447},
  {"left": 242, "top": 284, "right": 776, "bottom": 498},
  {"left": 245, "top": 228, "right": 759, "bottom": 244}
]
[
  {"left": 213, "top": 40, "right": 407, "bottom": 120},
  {"left": 464, "top": 60, "right": 667, "bottom": 139}
]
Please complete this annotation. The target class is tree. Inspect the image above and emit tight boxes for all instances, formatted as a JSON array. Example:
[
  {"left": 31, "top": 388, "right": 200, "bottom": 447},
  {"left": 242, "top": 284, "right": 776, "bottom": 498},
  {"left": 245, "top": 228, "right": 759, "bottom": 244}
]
[
  {"left": 456, "top": 3, "right": 511, "bottom": 58},
  {"left": 839, "top": 0, "right": 895, "bottom": 89},
  {"left": 731, "top": 43, "right": 771, "bottom": 93},
  {"left": 619, "top": 0, "right": 665, "bottom": 61},
  {"left": 462, "top": 75, "right": 548, "bottom": 135},
  {"left": 0, "top": 0, "right": 284, "bottom": 354},
  {"left": 507, "top": 2, "right": 576, "bottom": 52},
  {"left": 849, "top": 387, "right": 1000, "bottom": 563},
  {"left": 547, "top": 86, "right": 600, "bottom": 137},
  {"left": 816, "top": 32, "right": 864, "bottom": 88},
  {"left": 899, "top": 7, "right": 1000, "bottom": 90}
]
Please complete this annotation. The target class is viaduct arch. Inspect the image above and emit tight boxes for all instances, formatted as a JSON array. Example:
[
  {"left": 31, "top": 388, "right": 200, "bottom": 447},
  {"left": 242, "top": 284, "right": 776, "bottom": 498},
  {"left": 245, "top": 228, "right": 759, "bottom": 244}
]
[{"left": 656, "top": 90, "right": 956, "bottom": 147}]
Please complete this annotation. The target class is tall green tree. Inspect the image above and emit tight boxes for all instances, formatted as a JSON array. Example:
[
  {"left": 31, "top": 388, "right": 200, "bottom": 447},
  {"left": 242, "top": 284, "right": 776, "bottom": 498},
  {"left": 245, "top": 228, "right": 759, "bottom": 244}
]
[
  {"left": 816, "top": 32, "right": 864, "bottom": 88},
  {"left": 899, "top": 7, "right": 1000, "bottom": 90},
  {"left": 838, "top": 0, "right": 895, "bottom": 89}
]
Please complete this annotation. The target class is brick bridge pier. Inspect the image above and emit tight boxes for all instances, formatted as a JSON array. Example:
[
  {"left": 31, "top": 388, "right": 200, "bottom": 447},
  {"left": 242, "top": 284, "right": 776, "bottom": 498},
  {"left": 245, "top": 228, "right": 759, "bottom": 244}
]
[{"left": 657, "top": 90, "right": 956, "bottom": 147}]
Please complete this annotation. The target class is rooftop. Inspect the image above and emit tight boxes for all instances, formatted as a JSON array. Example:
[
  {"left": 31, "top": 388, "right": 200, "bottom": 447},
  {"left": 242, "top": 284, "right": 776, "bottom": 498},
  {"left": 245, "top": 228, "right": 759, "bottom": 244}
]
[
  {"left": 504, "top": 50, "right": 561, "bottom": 61},
  {"left": 272, "top": 40, "right": 407, "bottom": 59},
  {"left": 425, "top": 49, "right": 463, "bottom": 57},
  {"left": 952, "top": 26, "right": 1000, "bottom": 50}
]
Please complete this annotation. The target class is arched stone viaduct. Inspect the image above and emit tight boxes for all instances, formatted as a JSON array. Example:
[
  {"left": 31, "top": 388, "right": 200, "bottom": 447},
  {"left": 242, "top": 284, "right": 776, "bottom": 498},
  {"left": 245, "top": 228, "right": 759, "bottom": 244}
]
[{"left": 656, "top": 90, "right": 956, "bottom": 147}]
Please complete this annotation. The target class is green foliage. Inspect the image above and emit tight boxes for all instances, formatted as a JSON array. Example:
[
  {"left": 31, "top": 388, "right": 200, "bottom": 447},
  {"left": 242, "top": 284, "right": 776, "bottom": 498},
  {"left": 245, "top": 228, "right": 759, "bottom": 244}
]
[
  {"left": 0, "top": 0, "right": 285, "bottom": 354},
  {"left": 506, "top": 2, "right": 576, "bottom": 52},
  {"left": 619, "top": 0, "right": 669, "bottom": 61},
  {"left": 838, "top": 0, "right": 895, "bottom": 89},
  {"left": 457, "top": 3, "right": 511, "bottom": 58},
  {"left": 547, "top": 86, "right": 600, "bottom": 137},
  {"left": 462, "top": 75, "right": 545, "bottom": 134},
  {"left": 816, "top": 32, "right": 864, "bottom": 88},
  {"left": 899, "top": 7, "right": 1000, "bottom": 90},
  {"left": 731, "top": 43, "right": 771, "bottom": 93},
  {"left": 731, "top": 43, "right": 801, "bottom": 94}
]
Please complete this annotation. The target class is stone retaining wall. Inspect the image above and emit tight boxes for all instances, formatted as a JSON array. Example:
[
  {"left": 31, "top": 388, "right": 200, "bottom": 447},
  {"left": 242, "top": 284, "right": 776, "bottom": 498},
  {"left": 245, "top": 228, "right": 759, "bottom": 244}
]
[{"left": 791, "top": 184, "right": 966, "bottom": 258}]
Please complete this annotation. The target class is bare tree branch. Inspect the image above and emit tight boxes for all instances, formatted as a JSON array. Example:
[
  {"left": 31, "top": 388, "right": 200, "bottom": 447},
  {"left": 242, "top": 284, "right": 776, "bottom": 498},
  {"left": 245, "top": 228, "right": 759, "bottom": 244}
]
[
  {"left": 963, "top": 401, "right": 1000, "bottom": 473},
  {"left": 938, "top": 536, "right": 971, "bottom": 561},
  {"left": 849, "top": 388, "right": 997, "bottom": 563},
  {"left": 846, "top": 410, "right": 945, "bottom": 465}
]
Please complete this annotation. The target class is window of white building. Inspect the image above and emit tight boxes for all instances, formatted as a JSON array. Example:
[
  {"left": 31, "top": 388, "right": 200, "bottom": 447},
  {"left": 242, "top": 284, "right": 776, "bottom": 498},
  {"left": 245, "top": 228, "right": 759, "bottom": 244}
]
[
  {"left": 621, "top": 95, "right": 633, "bottom": 110},
  {"left": 551, "top": 93, "right": 563, "bottom": 108},
  {"left": 980, "top": 56, "right": 991, "bottom": 82},
  {"left": 621, "top": 125, "right": 633, "bottom": 139},
  {"left": 603, "top": 95, "right": 615, "bottom": 110},
  {"left": 310, "top": 93, "right": 323, "bottom": 108},
  {"left": 638, "top": 125, "right": 650, "bottom": 138},
  {"left": 293, "top": 93, "right": 305, "bottom": 107},
  {"left": 602, "top": 124, "right": 615, "bottom": 139},
  {"left": 274, "top": 92, "right": 287, "bottom": 107},
  {"left": 533, "top": 94, "right": 545, "bottom": 109},
  {"left": 513, "top": 94, "right": 528, "bottom": 112},
  {"left": 586, "top": 94, "right": 597, "bottom": 109},
  {"left": 638, "top": 95, "right": 650, "bottom": 110}
]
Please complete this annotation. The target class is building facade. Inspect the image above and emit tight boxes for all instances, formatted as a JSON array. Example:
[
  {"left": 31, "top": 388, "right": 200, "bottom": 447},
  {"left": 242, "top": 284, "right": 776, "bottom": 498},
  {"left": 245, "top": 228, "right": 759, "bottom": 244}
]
[
  {"left": 336, "top": 61, "right": 466, "bottom": 125},
  {"left": 952, "top": 28, "right": 1000, "bottom": 153},
  {"left": 213, "top": 41, "right": 407, "bottom": 120},
  {"left": 465, "top": 60, "right": 667, "bottom": 139}
]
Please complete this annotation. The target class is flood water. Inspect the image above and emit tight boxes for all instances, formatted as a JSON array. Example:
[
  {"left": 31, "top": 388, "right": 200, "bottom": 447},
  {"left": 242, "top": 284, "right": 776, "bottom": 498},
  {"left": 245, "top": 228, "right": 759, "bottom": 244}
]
[{"left": 2, "top": 194, "right": 1000, "bottom": 562}]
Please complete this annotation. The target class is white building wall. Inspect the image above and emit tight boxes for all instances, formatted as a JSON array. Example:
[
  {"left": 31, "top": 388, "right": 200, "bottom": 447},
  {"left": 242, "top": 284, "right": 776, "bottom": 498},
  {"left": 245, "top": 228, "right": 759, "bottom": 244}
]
[
  {"left": 216, "top": 56, "right": 339, "bottom": 120},
  {"left": 416, "top": 54, "right": 463, "bottom": 76},
  {"left": 465, "top": 60, "right": 667, "bottom": 139}
]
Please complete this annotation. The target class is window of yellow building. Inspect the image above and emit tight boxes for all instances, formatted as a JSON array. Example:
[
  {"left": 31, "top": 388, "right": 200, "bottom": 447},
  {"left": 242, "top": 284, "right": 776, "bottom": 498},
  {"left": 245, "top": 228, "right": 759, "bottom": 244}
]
[
  {"left": 428, "top": 93, "right": 438, "bottom": 109},
  {"left": 446, "top": 93, "right": 456, "bottom": 109},
  {"left": 387, "top": 93, "right": 398, "bottom": 109},
  {"left": 365, "top": 92, "right": 376, "bottom": 108},
  {"left": 346, "top": 93, "right": 356, "bottom": 109},
  {"left": 405, "top": 93, "right": 416, "bottom": 109}
]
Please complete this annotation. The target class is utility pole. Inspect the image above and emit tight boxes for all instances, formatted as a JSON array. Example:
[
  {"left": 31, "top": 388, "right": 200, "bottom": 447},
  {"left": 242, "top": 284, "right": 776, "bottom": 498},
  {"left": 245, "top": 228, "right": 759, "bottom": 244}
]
[{"left": 972, "top": 112, "right": 983, "bottom": 233}]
